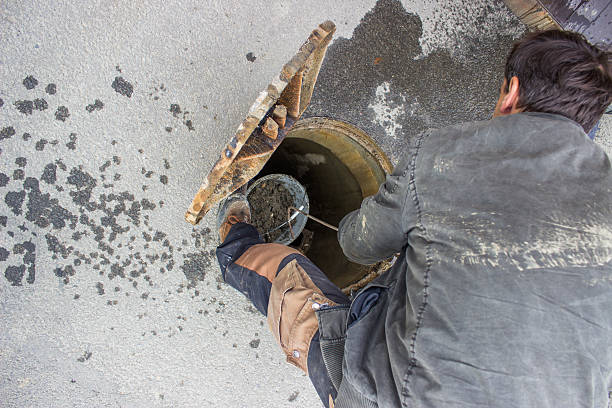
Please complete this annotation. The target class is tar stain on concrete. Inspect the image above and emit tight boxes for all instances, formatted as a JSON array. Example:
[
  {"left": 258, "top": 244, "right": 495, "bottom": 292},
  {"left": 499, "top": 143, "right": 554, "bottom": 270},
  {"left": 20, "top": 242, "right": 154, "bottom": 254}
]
[
  {"left": 34, "top": 98, "right": 48, "bottom": 111},
  {"left": 170, "top": 104, "right": 182, "bottom": 117},
  {"left": 0, "top": 173, "right": 9, "bottom": 187},
  {"left": 246, "top": 52, "right": 256, "bottom": 62},
  {"left": 85, "top": 99, "right": 104, "bottom": 113},
  {"left": 1, "top": 150, "right": 215, "bottom": 288},
  {"left": 77, "top": 351, "right": 92, "bottom": 362},
  {"left": 66, "top": 168, "right": 97, "bottom": 207},
  {"left": 12, "top": 169, "right": 25, "bottom": 180},
  {"left": 249, "top": 338, "right": 260, "bottom": 348},
  {"left": 35, "top": 139, "right": 48, "bottom": 151},
  {"left": 12, "top": 170, "right": 24, "bottom": 181},
  {"left": 179, "top": 252, "right": 210, "bottom": 284},
  {"left": 66, "top": 133, "right": 77, "bottom": 150},
  {"left": 55, "top": 106, "right": 70, "bottom": 121},
  {"left": 41, "top": 164, "right": 57, "bottom": 184},
  {"left": 179, "top": 229, "right": 214, "bottom": 285},
  {"left": 14, "top": 98, "right": 48, "bottom": 115},
  {"left": 45, "top": 83, "right": 57, "bottom": 95},
  {"left": 112, "top": 76, "right": 133, "bottom": 97},
  {"left": 24, "top": 176, "right": 77, "bottom": 229},
  {"left": 1, "top": 126, "right": 16, "bottom": 140},
  {"left": 169, "top": 103, "right": 195, "bottom": 131},
  {"left": 305, "top": 0, "right": 522, "bottom": 163},
  {"left": 5, "top": 265, "right": 26, "bottom": 286},
  {"left": 15, "top": 100, "right": 34, "bottom": 115},
  {"left": 148, "top": 83, "right": 166, "bottom": 101},
  {"left": 2, "top": 77, "right": 218, "bottom": 321},
  {"left": 54, "top": 265, "right": 76, "bottom": 283},
  {"left": 5, "top": 190, "right": 26, "bottom": 215},
  {"left": 16, "top": 241, "right": 36, "bottom": 284},
  {"left": 46, "top": 233, "right": 74, "bottom": 259},
  {"left": 23, "top": 75, "right": 39, "bottom": 90}
]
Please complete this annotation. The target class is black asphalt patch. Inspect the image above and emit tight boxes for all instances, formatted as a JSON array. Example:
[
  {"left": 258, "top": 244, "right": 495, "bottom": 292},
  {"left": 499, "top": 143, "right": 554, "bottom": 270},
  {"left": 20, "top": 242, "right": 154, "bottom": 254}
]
[
  {"left": 112, "top": 76, "right": 133, "bottom": 97},
  {"left": 305, "top": 0, "right": 521, "bottom": 163},
  {"left": 55, "top": 106, "right": 70, "bottom": 121},
  {"left": 23, "top": 75, "right": 39, "bottom": 90}
]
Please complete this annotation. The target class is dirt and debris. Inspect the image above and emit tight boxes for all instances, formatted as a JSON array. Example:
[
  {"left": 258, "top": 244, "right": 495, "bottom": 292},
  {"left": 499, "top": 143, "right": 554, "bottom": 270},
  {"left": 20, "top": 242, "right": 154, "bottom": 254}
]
[{"left": 248, "top": 181, "right": 294, "bottom": 243}]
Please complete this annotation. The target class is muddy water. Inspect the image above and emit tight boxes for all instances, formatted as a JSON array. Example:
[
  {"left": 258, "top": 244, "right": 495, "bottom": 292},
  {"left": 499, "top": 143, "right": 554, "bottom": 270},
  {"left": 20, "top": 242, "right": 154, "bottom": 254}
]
[{"left": 248, "top": 181, "right": 293, "bottom": 243}]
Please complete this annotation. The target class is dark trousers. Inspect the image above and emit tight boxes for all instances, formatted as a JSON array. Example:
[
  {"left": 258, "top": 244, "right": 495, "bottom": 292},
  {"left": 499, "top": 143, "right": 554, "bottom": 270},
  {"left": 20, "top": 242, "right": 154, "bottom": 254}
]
[{"left": 216, "top": 223, "right": 350, "bottom": 407}]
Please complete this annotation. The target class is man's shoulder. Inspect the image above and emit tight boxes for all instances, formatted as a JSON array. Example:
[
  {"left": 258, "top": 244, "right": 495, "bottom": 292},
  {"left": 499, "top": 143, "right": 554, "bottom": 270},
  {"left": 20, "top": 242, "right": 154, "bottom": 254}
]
[
  {"left": 393, "top": 112, "right": 608, "bottom": 187},
  {"left": 414, "top": 112, "right": 593, "bottom": 160},
  {"left": 424, "top": 112, "right": 584, "bottom": 142},
  {"left": 406, "top": 112, "right": 610, "bottom": 194}
]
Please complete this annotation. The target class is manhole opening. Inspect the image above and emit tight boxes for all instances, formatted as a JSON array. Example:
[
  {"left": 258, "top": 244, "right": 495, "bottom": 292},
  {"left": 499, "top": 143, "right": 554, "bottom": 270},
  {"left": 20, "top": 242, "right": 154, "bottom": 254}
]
[{"left": 255, "top": 117, "right": 393, "bottom": 290}]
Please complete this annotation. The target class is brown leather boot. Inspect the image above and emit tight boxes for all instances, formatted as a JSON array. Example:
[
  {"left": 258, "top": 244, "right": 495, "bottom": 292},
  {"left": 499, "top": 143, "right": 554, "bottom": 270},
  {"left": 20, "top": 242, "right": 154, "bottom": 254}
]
[{"left": 216, "top": 192, "right": 251, "bottom": 243}]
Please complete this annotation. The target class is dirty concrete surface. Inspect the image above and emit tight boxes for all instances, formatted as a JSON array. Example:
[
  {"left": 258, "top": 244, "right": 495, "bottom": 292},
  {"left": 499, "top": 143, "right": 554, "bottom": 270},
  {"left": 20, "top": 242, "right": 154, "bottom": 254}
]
[{"left": 1, "top": 1, "right": 610, "bottom": 407}]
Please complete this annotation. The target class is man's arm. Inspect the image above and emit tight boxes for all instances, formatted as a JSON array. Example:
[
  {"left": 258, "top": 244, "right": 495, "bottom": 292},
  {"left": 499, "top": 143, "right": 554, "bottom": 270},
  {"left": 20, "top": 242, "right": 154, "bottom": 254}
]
[{"left": 338, "top": 155, "right": 416, "bottom": 265}]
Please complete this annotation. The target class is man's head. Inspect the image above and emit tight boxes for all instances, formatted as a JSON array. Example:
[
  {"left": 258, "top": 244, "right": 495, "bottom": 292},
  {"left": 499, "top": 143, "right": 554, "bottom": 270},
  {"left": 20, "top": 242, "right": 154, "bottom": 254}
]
[{"left": 493, "top": 30, "right": 612, "bottom": 133}]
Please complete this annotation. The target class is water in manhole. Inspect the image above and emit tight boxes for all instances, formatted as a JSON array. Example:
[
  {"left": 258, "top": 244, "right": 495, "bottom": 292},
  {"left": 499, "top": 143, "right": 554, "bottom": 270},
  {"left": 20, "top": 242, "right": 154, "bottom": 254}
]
[{"left": 256, "top": 117, "right": 393, "bottom": 290}]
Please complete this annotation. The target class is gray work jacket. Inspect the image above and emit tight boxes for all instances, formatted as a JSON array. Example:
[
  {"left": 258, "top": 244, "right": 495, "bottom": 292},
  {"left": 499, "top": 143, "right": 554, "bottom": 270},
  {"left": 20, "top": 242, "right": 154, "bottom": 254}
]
[{"left": 321, "top": 113, "right": 612, "bottom": 407}]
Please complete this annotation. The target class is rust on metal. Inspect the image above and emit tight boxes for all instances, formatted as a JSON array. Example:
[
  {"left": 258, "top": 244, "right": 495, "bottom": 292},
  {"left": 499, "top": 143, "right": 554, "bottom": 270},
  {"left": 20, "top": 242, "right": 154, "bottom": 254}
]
[
  {"left": 185, "top": 21, "right": 336, "bottom": 225},
  {"left": 272, "top": 105, "right": 287, "bottom": 129},
  {"left": 262, "top": 117, "right": 279, "bottom": 140},
  {"left": 278, "top": 70, "right": 303, "bottom": 119},
  {"left": 503, "top": 0, "right": 559, "bottom": 30}
]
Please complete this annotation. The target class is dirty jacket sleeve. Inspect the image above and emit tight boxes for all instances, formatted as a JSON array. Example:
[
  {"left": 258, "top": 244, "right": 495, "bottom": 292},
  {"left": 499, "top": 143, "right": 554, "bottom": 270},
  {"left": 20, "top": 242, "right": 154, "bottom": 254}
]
[{"left": 337, "top": 151, "right": 418, "bottom": 265}]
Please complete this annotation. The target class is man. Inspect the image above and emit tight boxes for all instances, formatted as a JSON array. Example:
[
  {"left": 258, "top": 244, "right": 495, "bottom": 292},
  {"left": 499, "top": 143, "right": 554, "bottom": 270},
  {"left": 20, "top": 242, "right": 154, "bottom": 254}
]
[{"left": 216, "top": 30, "right": 612, "bottom": 407}]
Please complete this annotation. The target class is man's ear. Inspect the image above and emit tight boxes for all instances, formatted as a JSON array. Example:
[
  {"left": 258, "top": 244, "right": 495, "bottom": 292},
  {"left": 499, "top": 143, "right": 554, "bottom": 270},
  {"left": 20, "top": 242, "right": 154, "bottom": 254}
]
[{"left": 499, "top": 76, "right": 521, "bottom": 115}]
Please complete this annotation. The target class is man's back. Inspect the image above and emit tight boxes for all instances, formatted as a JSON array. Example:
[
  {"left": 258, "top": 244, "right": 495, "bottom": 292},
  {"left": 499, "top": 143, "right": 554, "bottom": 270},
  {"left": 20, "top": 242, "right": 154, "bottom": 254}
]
[{"left": 338, "top": 112, "right": 612, "bottom": 407}]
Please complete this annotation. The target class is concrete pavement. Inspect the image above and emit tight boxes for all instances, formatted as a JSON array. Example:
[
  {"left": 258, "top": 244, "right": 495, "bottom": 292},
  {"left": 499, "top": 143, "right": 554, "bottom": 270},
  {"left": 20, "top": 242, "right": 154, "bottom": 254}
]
[{"left": 1, "top": 1, "right": 610, "bottom": 407}]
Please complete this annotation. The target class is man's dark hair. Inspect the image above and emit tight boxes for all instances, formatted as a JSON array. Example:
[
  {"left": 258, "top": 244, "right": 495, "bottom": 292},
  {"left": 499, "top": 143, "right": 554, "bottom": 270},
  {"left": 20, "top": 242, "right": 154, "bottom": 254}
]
[{"left": 505, "top": 30, "right": 612, "bottom": 133}]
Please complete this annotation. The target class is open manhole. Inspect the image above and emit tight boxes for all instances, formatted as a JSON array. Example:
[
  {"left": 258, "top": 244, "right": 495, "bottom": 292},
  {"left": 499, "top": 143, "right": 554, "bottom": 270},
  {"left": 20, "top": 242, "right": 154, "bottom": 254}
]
[
  {"left": 186, "top": 22, "right": 394, "bottom": 292},
  {"left": 255, "top": 117, "right": 393, "bottom": 289}
]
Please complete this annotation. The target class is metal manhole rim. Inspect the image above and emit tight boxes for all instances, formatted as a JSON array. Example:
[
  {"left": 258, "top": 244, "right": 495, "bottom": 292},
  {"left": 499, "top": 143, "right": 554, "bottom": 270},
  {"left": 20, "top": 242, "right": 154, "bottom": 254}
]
[{"left": 287, "top": 116, "right": 394, "bottom": 175}]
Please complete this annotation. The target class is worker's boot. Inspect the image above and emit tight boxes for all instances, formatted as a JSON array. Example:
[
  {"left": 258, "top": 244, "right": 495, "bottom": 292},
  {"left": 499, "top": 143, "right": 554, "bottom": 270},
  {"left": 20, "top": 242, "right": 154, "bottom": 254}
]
[{"left": 217, "top": 190, "right": 251, "bottom": 243}]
